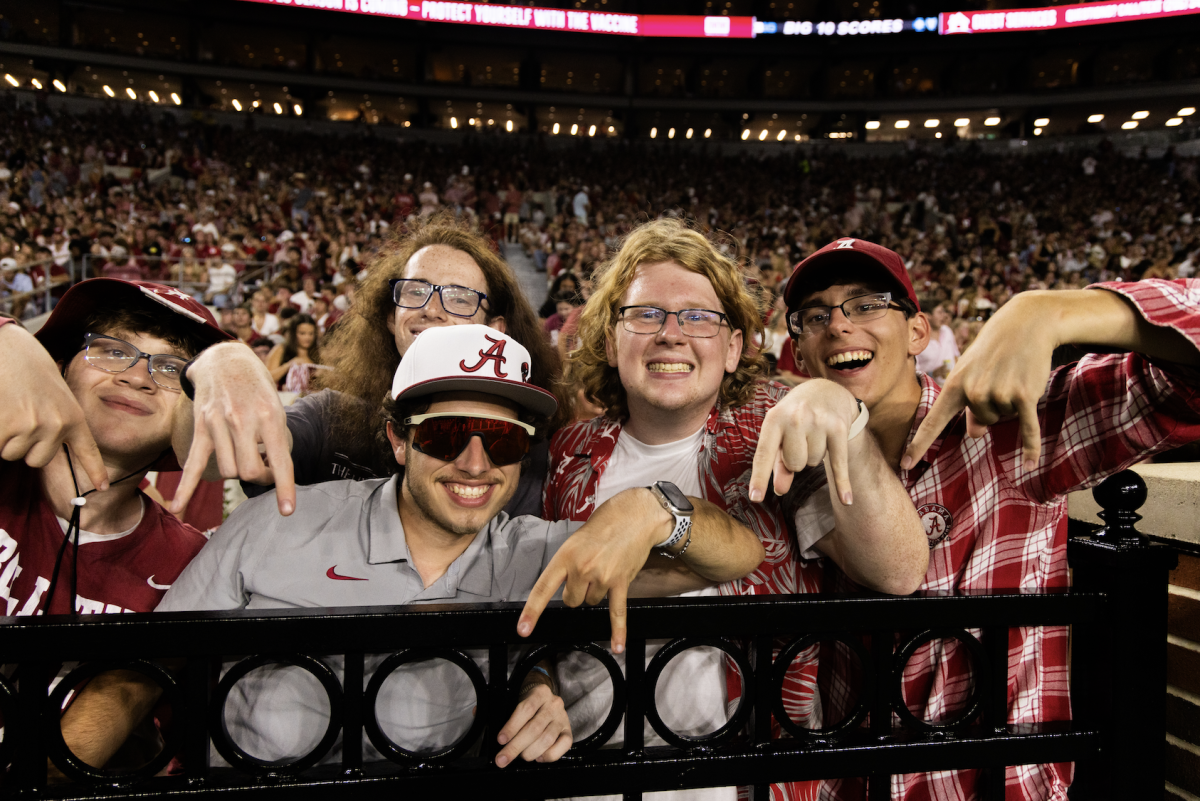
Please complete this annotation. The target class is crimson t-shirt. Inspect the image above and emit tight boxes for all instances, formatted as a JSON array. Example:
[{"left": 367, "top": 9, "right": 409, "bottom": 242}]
[{"left": 0, "top": 460, "right": 208, "bottom": 616}]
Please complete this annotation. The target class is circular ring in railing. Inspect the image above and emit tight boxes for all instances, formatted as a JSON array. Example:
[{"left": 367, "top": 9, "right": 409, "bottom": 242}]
[
  {"left": 363, "top": 647, "right": 488, "bottom": 764},
  {"left": 0, "top": 672, "right": 17, "bottom": 770},
  {"left": 771, "top": 634, "right": 872, "bottom": 743},
  {"left": 643, "top": 637, "right": 753, "bottom": 749},
  {"left": 892, "top": 629, "right": 989, "bottom": 732},
  {"left": 511, "top": 642, "right": 626, "bottom": 753},
  {"left": 45, "top": 659, "right": 181, "bottom": 786},
  {"left": 210, "top": 653, "right": 343, "bottom": 775}
]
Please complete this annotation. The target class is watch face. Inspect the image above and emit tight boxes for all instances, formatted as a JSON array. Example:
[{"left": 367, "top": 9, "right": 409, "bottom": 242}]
[{"left": 656, "top": 481, "right": 694, "bottom": 513}]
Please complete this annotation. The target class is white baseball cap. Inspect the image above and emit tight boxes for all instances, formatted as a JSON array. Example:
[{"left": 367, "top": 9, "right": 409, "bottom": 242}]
[{"left": 391, "top": 324, "right": 557, "bottom": 418}]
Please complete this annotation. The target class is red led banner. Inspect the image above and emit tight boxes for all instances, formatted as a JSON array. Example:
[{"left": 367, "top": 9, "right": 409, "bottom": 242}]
[
  {"left": 240, "top": 0, "right": 756, "bottom": 38},
  {"left": 939, "top": 0, "right": 1200, "bottom": 33}
]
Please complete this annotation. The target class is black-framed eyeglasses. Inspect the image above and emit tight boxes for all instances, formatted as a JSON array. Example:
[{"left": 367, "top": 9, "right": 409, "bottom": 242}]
[
  {"left": 390, "top": 278, "right": 488, "bottom": 319},
  {"left": 79, "top": 333, "right": 189, "bottom": 391},
  {"left": 786, "top": 292, "right": 903, "bottom": 338},
  {"left": 618, "top": 306, "right": 728, "bottom": 338}
]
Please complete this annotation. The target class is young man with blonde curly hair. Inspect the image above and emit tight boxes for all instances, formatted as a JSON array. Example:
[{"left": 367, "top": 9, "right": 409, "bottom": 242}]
[{"left": 543, "top": 219, "right": 928, "bottom": 801}]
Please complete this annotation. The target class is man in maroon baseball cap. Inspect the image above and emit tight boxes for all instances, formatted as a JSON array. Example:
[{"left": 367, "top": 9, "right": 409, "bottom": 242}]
[{"left": 754, "top": 237, "right": 1200, "bottom": 801}]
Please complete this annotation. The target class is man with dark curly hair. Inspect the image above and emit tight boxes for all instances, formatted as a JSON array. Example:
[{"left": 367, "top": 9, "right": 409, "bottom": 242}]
[{"left": 543, "top": 219, "right": 928, "bottom": 801}]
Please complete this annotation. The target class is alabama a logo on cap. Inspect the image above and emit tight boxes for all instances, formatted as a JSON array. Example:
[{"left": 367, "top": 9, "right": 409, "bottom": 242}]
[
  {"left": 918, "top": 503, "right": 954, "bottom": 547},
  {"left": 460, "top": 334, "right": 509, "bottom": 378}
]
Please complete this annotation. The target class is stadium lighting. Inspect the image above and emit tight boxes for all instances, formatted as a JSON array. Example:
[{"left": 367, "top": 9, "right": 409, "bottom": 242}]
[
  {"left": 1166, "top": 118, "right": 1183, "bottom": 127},
  {"left": 30, "top": 78, "right": 42, "bottom": 90},
  {"left": 469, "top": 117, "right": 476, "bottom": 125},
  {"left": 741, "top": 129, "right": 750, "bottom": 140},
  {"left": 451, "top": 116, "right": 458, "bottom": 128},
  {"left": 1122, "top": 121, "right": 1138, "bottom": 129},
  {"left": 668, "top": 127, "right": 675, "bottom": 139},
  {"left": 1179, "top": 107, "right": 1195, "bottom": 116},
  {"left": 1087, "top": 114, "right": 1104, "bottom": 123},
  {"left": 704, "top": 128, "right": 711, "bottom": 138},
  {"left": 935, "top": 132, "right": 943, "bottom": 139},
  {"left": 894, "top": 120, "right": 910, "bottom": 129},
  {"left": 487, "top": 119, "right": 494, "bottom": 125},
  {"left": 102, "top": 85, "right": 115, "bottom": 97},
  {"left": 777, "top": 129, "right": 786, "bottom": 140},
  {"left": 686, "top": 128, "right": 693, "bottom": 139},
  {"left": 232, "top": 99, "right": 243, "bottom": 111},
  {"left": 171, "top": 93, "right": 181, "bottom": 105},
  {"left": 865, "top": 120, "right": 880, "bottom": 130},
  {"left": 294, "top": 104, "right": 302, "bottom": 116},
  {"left": 1131, "top": 110, "right": 1149, "bottom": 119},
  {"left": 1034, "top": 117, "right": 1049, "bottom": 126},
  {"left": 252, "top": 99, "right": 260, "bottom": 108},
  {"left": 507, "top": 120, "right": 514, "bottom": 132},
  {"left": 924, "top": 119, "right": 939, "bottom": 128},
  {"left": 552, "top": 122, "right": 560, "bottom": 134},
  {"left": 650, "top": 127, "right": 657, "bottom": 138},
  {"left": 571, "top": 123, "right": 579, "bottom": 135},
  {"left": 273, "top": 102, "right": 283, "bottom": 114},
  {"left": 758, "top": 129, "right": 768, "bottom": 140},
  {"left": 954, "top": 118, "right": 970, "bottom": 127},
  {"left": 4, "top": 74, "right": 17, "bottom": 87},
  {"left": 609, "top": 125, "right": 616, "bottom": 134},
  {"left": 126, "top": 87, "right": 136, "bottom": 100},
  {"left": 588, "top": 124, "right": 596, "bottom": 136},
  {"left": 1033, "top": 127, "right": 1042, "bottom": 135},
  {"left": 53, "top": 79, "right": 67, "bottom": 92},
  {"left": 984, "top": 117, "right": 1000, "bottom": 126},
  {"left": 148, "top": 90, "right": 159, "bottom": 102}
]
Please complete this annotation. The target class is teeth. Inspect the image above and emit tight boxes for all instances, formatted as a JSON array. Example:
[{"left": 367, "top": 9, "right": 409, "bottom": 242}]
[
  {"left": 448, "top": 484, "right": 490, "bottom": 498},
  {"left": 826, "top": 350, "right": 874, "bottom": 367},
  {"left": 647, "top": 363, "right": 693, "bottom": 373}
]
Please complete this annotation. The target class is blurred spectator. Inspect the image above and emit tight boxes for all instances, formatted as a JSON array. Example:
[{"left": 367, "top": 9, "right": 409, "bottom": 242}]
[{"left": 266, "top": 313, "right": 320, "bottom": 387}]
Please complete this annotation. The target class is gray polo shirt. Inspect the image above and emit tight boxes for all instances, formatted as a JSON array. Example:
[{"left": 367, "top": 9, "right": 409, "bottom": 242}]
[{"left": 159, "top": 476, "right": 580, "bottom": 763}]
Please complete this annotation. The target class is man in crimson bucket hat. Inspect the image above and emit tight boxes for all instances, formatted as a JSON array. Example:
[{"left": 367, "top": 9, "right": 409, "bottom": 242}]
[
  {"left": 160, "top": 323, "right": 765, "bottom": 771},
  {"left": 0, "top": 278, "right": 233, "bottom": 770},
  {"left": 753, "top": 237, "right": 1200, "bottom": 801}
]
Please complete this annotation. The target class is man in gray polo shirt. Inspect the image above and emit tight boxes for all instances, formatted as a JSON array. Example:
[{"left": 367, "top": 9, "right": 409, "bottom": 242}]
[{"left": 159, "top": 324, "right": 765, "bottom": 770}]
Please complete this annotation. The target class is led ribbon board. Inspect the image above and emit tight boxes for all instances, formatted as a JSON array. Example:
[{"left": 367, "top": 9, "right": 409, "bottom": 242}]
[
  {"left": 939, "top": 0, "right": 1200, "bottom": 33},
  {"left": 239, "top": 0, "right": 757, "bottom": 37}
]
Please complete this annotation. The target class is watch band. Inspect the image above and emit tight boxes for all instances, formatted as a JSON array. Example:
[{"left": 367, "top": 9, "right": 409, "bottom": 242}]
[
  {"left": 848, "top": 398, "right": 869, "bottom": 440},
  {"left": 179, "top": 358, "right": 198, "bottom": 401},
  {"left": 648, "top": 482, "right": 693, "bottom": 550}
]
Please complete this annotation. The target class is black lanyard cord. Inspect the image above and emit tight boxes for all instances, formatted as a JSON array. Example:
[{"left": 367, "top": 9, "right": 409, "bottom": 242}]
[{"left": 43, "top": 444, "right": 158, "bottom": 615}]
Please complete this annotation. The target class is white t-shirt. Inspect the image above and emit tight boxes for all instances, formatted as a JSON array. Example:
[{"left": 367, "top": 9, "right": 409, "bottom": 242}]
[{"left": 556, "top": 426, "right": 733, "bottom": 801}]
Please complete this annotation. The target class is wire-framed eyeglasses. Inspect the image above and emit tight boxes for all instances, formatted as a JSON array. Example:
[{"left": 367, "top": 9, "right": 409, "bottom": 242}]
[
  {"left": 618, "top": 306, "right": 728, "bottom": 338},
  {"left": 390, "top": 278, "right": 488, "bottom": 319},
  {"left": 786, "top": 292, "right": 904, "bottom": 338},
  {"left": 79, "top": 333, "right": 189, "bottom": 391}
]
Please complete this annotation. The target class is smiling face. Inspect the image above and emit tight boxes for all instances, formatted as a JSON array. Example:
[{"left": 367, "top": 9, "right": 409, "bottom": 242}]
[
  {"left": 792, "top": 282, "right": 928, "bottom": 413},
  {"left": 63, "top": 330, "right": 181, "bottom": 466},
  {"left": 388, "top": 392, "right": 523, "bottom": 539},
  {"left": 387, "top": 245, "right": 505, "bottom": 357},
  {"left": 606, "top": 260, "right": 742, "bottom": 442}
]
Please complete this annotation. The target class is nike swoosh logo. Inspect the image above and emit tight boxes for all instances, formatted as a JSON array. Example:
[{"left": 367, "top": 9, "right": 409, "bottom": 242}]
[
  {"left": 147, "top": 576, "right": 171, "bottom": 591},
  {"left": 327, "top": 566, "right": 367, "bottom": 581}
]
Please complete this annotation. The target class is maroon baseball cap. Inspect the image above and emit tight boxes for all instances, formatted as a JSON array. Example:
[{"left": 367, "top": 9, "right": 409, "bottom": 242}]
[
  {"left": 36, "top": 278, "right": 232, "bottom": 362},
  {"left": 783, "top": 238, "right": 920, "bottom": 312}
]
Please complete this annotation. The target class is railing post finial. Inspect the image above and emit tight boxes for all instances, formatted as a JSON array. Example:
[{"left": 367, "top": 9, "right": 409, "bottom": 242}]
[{"left": 1091, "top": 469, "right": 1147, "bottom": 544}]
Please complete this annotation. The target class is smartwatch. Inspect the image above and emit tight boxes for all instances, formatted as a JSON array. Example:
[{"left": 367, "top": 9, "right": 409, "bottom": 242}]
[{"left": 648, "top": 481, "right": 694, "bottom": 551}]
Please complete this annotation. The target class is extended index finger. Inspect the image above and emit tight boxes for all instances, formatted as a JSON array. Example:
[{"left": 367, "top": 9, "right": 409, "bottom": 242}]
[
  {"left": 518, "top": 562, "right": 568, "bottom": 638},
  {"left": 170, "top": 423, "right": 213, "bottom": 515},
  {"left": 749, "top": 412, "right": 784, "bottom": 503},
  {"left": 259, "top": 414, "right": 295, "bottom": 516},
  {"left": 902, "top": 383, "right": 965, "bottom": 470},
  {"left": 607, "top": 583, "right": 628, "bottom": 655}
]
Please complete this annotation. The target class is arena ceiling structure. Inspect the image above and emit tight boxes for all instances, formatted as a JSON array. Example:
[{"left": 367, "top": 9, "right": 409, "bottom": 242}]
[{"left": 0, "top": 0, "right": 1197, "bottom": 145}]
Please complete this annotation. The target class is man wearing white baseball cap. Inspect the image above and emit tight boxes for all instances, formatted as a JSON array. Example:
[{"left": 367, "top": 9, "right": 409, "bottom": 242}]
[{"left": 159, "top": 324, "right": 765, "bottom": 770}]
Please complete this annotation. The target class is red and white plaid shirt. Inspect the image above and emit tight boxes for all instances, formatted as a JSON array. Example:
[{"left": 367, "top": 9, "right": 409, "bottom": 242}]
[{"left": 820, "top": 278, "right": 1200, "bottom": 801}]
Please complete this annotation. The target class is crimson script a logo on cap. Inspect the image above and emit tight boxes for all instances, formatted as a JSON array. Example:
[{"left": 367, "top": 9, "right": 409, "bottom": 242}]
[{"left": 460, "top": 334, "right": 509, "bottom": 378}]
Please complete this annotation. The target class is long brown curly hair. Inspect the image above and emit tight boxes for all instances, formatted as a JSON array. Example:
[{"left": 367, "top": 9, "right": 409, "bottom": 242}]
[
  {"left": 316, "top": 215, "right": 564, "bottom": 463},
  {"left": 569, "top": 218, "right": 766, "bottom": 422}
]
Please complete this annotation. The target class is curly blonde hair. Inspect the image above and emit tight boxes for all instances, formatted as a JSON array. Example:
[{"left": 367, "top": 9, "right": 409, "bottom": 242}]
[
  {"left": 569, "top": 219, "right": 765, "bottom": 422},
  {"left": 316, "top": 215, "right": 565, "bottom": 466}
]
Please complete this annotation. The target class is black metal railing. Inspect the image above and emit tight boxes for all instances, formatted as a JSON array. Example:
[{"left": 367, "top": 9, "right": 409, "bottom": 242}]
[{"left": 0, "top": 471, "right": 1179, "bottom": 800}]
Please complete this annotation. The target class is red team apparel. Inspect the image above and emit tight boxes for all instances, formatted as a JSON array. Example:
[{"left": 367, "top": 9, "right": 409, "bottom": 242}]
[
  {"left": 0, "top": 460, "right": 207, "bottom": 616},
  {"left": 545, "top": 381, "right": 823, "bottom": 801},
  {"left": 816, "top": 278, "right": 1200, "bottom": 801}
]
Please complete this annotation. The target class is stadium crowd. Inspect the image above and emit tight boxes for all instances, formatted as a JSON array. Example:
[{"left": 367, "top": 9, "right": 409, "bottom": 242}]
[{"left": 2, "top": 96, "right": 1200, "bottom": 801}]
